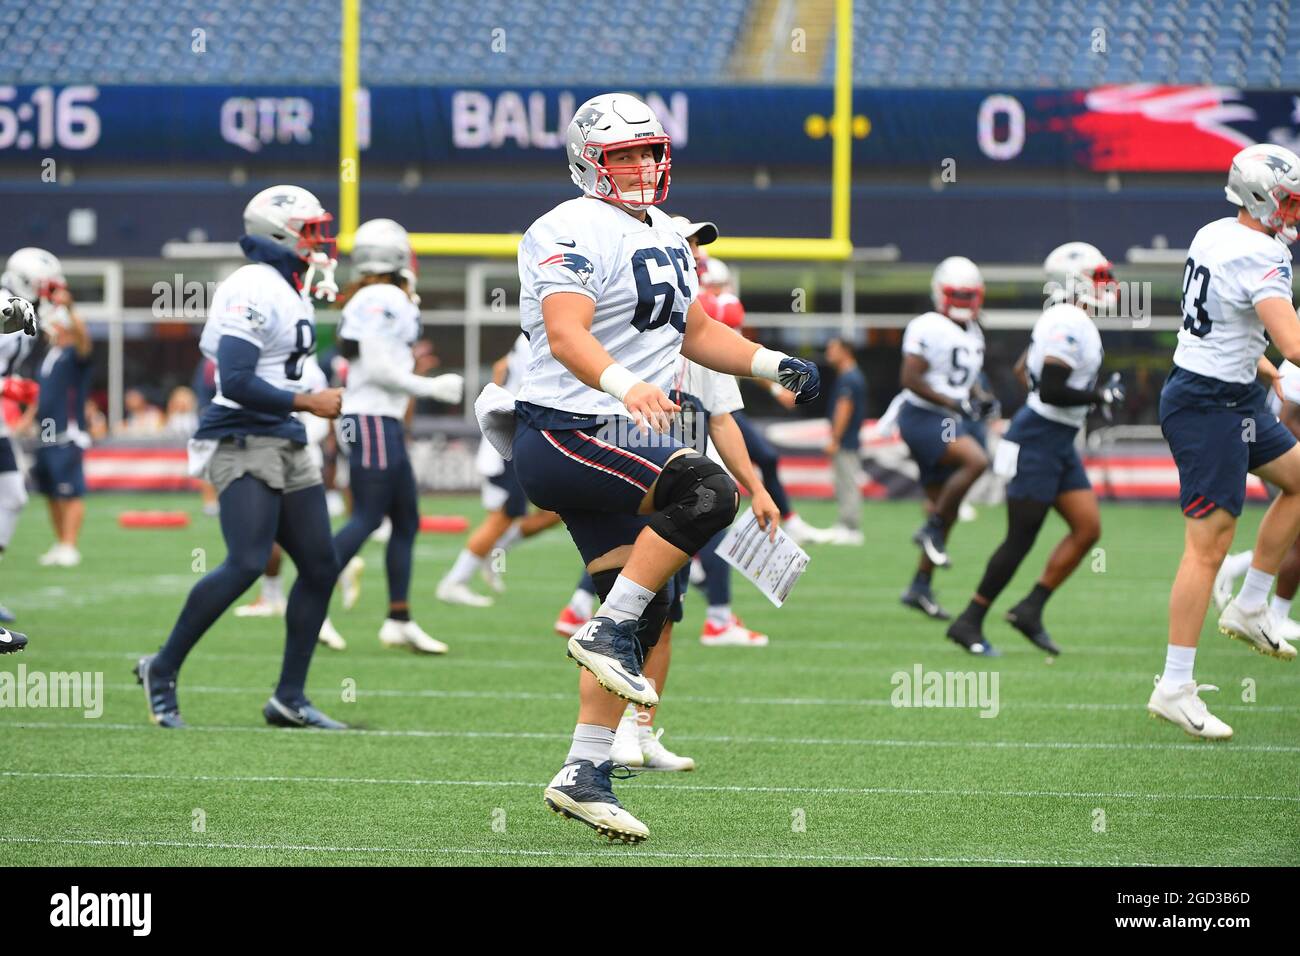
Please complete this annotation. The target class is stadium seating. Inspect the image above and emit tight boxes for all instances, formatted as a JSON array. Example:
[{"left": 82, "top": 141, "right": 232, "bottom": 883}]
[{"left": 1, "top": 0, "right": 1297, "bottom": 87}]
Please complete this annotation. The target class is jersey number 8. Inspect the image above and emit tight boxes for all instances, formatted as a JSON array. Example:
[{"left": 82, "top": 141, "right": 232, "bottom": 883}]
[{"left": 284, "top": 318, "right": 315, "bottom": 381}]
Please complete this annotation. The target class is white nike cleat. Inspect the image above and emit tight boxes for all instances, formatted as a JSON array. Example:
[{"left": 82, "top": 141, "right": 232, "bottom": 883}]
[
  {"left": 371, "top": 517, "right": 392, "bottom": 545},
  {"left": 1274, "top": 613, "right": 1300, "bottom": 646},
  {"left": 436, "top": 580, "right": 493, "bottom": 608},
  {"left": 638, "top": 725, "right": 696, "bottom": 771},
  {"left": 480, "top": 562, "right": 506, "bottom": 595},
  {"left": 340, "top": 556, "right": 364, "bottom": 611},
  {"left": 783, "top": 513, "right": 830, "bottom": 546},
  {"left": 958, "top": 501, "right": 978, "bottom": 523},
  {"left": 1212, "top": 556, "right": 1241, "bottom": 612},
  {"left": 317, "top": 616, "right": 347, "bottom": 651},
  {"left": 53, "top": 545, "right": 81, "bottom": 567},
  {"left": 37, "top": 545, "right": 62, "bottom": 566},
  {"left": 610, "top": 706, "right": 644, "bottom": 767},
  {"left": 235, "top": 597, "right": 286, "bottom": 618},
  {"left": 825, "top": 525, "right": 865, "bottom": 546},
  {"left": 379, "top": 618, "right": 448, "bottom": 654},
  {"left": 1218, "top": 600, "right": 1297, "bottom": 661},
  {"left": 1147, "top": 677, "right": 1233, "bottom": 740}
]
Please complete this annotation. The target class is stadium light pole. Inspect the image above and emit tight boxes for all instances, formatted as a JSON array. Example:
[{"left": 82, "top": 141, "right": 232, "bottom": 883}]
[{"left": 339, "top": 0, "right": 361, "bottom": 246}]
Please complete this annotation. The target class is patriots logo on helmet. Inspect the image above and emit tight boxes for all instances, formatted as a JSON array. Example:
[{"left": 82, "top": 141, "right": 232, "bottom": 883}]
[
  {"left": 539, "top": 251, "right": 595, "bottom": 286},
  {"left": 1264, "top": 154, "right": 1293, "bottom": 174},
  {"left": 572, "top": 106, "right": 604, "bottom": 141}
]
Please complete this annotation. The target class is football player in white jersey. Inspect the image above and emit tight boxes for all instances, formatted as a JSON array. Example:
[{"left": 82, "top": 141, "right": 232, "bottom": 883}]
[
  {"left": 439, "top": 333, "right": 564, "bottom": 606},
  {"left": 895, "top": 257, "right": 996, "bottom": 618},
  {"left": 495, "top": 93, "right": 818, "bottom": 842},
  {"left": 0, "top": 257, "right": 41, "bottom": 652},
  {"left": 329, "top": 218, "right": 462, "bottom": 654},
  {"left": 1148, "top": 144, "right": 1300, "bottom": 740},
  {"left": 136, "top": 185, "right": 348, "bottom": 730},
  {"left": 947, "top": 243, "right": 1122, "bottom": 657},
  {"left": 234, "top": 356, "right": 348, "bottom": 650}
]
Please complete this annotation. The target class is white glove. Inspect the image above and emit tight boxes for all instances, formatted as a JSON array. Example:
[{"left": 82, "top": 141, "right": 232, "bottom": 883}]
[
  {"left": 1278, "top": 360, "right": 1300, "bottom": 406},
  {"left": 419, "top": 373, "right": 464, "bottom": 404},
  {"left": 1, "top": 296, "right": 37, "bottom": 336}
]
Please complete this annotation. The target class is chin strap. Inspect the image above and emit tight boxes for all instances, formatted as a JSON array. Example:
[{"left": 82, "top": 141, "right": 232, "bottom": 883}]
[{"left": 302, "top": 251, "right": 339, "bottom": 302}]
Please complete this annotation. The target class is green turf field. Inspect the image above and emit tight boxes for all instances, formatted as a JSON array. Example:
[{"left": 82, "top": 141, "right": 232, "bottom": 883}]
[{"left": 1, "top": 493, "right": 1296, "bottom": 866}]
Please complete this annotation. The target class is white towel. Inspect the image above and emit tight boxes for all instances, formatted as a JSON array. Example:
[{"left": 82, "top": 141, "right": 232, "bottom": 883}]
[{"left": 474, "top": 382, "right": 518, "bottom": 461}]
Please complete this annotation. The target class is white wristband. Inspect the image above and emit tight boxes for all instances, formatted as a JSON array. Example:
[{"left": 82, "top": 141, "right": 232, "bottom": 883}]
[
  {"left": 599, "top": 363, "right": 642, "bottom": 403},
  {"left": 751, "top": 347, "right": 787, "bottom": 383}
]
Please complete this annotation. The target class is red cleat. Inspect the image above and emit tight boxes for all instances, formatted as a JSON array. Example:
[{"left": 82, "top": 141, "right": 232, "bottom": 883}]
[{"left": 554, "top": 605, "right": 590, "bottom": 637}]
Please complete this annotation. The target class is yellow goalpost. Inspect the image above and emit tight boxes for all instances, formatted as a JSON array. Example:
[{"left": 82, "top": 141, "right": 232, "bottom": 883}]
[{"left": 337, "top": 0, "right": 853, "bottom": 261}]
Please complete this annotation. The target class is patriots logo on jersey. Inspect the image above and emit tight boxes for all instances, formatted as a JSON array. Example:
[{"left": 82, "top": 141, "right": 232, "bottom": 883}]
[
  {"left": 538, "top": 251, "right": 595, "bottom": 286},
  {"left": 1263, "top": 264, "right": 1292, "bottom": 281},
  {"left": 243, "top": 306, "right": 268, "bottom": 329}
]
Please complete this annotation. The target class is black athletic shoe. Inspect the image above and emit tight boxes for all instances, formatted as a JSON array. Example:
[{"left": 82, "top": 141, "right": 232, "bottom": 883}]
[
  {"left": 543, "top": 759, "right": 648, "bottom": 843},
  {"left": 945, "top": 617, "right": 1000, "bottom": 657},
  {"left": 0, "top": 626, "right": 27, "bottom": 654},
  {"left": 263, "top": 696, "right": 348, "bottom": 730},
  {"left": 912, "top": 520, "right": 950, "bottom": 568},
  {"left": 1005, "top": 601, "right": 1061, "bottom": 655},
  {"left": 566, "top": 616, "right": 659, "bottom": 707},
  {"left": 901, "top": 585, "right": 951, "bottom": 620},
  {"left": 134, "top": 654, "right": 186, "bottom": 728}
]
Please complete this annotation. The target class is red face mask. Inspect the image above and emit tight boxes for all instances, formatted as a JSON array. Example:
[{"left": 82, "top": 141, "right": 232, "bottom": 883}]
[
  {"left": 586, "top": 137, "right": 672, "bottom": 206},
  {"left": 296, "top": 213, "right": 337, "bottom": 259}
]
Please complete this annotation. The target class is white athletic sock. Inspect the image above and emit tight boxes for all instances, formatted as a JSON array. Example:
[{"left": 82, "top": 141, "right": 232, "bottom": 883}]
[
  {"left": 497, "top": 522, "right": 523, "bottom": 552},
  {"left": 445, "top": 549, "right": 483, "bottom": 586},
  {"left": 1236, "top": 567, "right": 1275, "bottom": 612},
  {"left": 1271, "top": 595, "right": 1293, "bottom": 619},
  {"left": 565, "top": 723, "right": 615, "bottom": 766},
  {"left": 261, "top": 574, "right": 283, "bottom": 605},
  {"left": 706, "top": 604, "right": 732, "bottom": 628},
  {"left": 0, "top": 508, "right": 19, "bottom": 551},
  {"left": 1224, "top": 550, "right": 1255, "bottom": 580},
  {"left": 596, "top": 575, "right": 654, "bottom": 624},
  {"left": 568, "top": 587, "right": 595, "bottom": 619},
  {"left": 1158, "top": 644, "right": 1197, "bottom": 692}
]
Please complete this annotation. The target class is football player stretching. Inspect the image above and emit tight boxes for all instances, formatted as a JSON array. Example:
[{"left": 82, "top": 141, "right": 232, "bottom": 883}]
[
  {"left": 0, "top": 264, "right": 39, "bottom": 652},
  {"left": 491, "top": 93, "right": 818, "bottom": 842},
  {"left": 1150, "top": 144, "right": 1300, "bottom": 740},
  {"left": 136, "top": 185, "right": 347, "bottom": 729}
]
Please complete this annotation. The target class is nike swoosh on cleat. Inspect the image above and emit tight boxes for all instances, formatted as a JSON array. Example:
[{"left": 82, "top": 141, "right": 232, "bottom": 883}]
[
  {"left": 1258, "top": 626, "right": 1280, "bottom": 650},
  {"left": 0, "top": 634, "right": 10, "bottom": 643},
  {"left": 1177, "top": 706, "right": 1204, "bottom": 731}
]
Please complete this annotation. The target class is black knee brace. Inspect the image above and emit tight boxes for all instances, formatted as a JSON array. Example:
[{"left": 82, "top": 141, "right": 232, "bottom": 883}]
[
  {"left": 591, "top": 569, "right": 671, "bottom": 652},
  {"left": 648, "top": 453, "right": 738, "bottom": 556}
]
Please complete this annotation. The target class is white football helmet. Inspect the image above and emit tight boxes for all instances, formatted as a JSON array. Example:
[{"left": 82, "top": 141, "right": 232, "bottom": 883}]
[
  {"left": 931, "top": 256, "right": 984, "bottom": 320},
  {"left": 702, "top": 256, "right": 731, "bottom": 289},
  {"left": 1225, "top": 143, "right": 1300, "bottom": 242},
  {"left": 243, "top": 185, "right": 335, "bottom": 260},
  {"left": 1044, "top": 241, "right": 1116, "bottom": 311},
  {"left": 352, "top": 218, "right": 418, "bottom": 296},
  {"left": 1, "top": 247, "right": 65, "bottom": 306},
  {"left": 566, "top": 93, "right": 671, "bottom": 210}
]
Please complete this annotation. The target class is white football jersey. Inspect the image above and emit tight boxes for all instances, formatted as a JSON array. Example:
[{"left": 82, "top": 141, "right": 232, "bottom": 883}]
[
  {"left": 1173, "top": 217, "right": 1294, "bottom": 385},
  {"left": 0, "top": 287, "right": 34, "bottom": 441},
  {"left": 669, "top": 356, "right": 743, "bottom": 456},
  {"left": 1025, "top": 303, "right": 1104, "bottom": 428},
  {"left": 515, "top": 197, "right": 698, "bottom": 417},
  {"left": 338, "top": 282, "right": 421, "bottom": 419},
  {"left": 900, "top": 311, "right": 985, "bottom": 412},
  {"left": 502, "top": 332, "right": 531, "bottom": 395},
  {"left": 200, "top": 263, "right": 318, "bottom": 408}
]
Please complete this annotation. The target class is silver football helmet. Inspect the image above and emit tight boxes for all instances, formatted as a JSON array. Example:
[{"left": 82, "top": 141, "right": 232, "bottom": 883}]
[
  {"left": 1225, "top": 143, "right": 1300, "bottom": 242},
  {"left": 1, "top": 247, "right": 65, "bottom": 305},
  {"left": 243, "top": 185, "right": 335, "bottom": 259},
  {"left": 566, "top": 93, "right": 671, "bottom": 210},
  {"left": 352, "top": 218, "right": 418, "bottom": 297},
  {"left": 931, "top": 256, "right": 984, "bottom": 321},
  {"left": 1044, "top": 241, "right": 1116, "bottom": 311}
]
